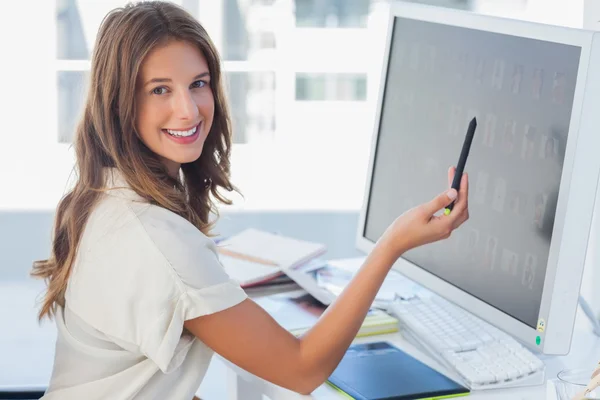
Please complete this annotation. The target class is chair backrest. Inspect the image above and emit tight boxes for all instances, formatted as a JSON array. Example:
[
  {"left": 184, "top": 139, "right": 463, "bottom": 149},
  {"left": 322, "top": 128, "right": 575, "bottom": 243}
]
[{"left": 0, "top": 390, "right": 45, "bottom": 399}]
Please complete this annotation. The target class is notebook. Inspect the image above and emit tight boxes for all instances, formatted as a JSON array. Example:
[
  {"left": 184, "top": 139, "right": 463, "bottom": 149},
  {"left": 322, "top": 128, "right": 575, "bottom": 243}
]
[
  {"left": 219, "top": 254, "right": 284, "bottom": 288},
  {"left": 328, "top": 342, "right": 470, "bottom": 400},
  {"left": 254, "top": 290, "right": 399, "bottom": 338},
  {"left": 217, "top": 228, "right": 327, "bottom": 269}
]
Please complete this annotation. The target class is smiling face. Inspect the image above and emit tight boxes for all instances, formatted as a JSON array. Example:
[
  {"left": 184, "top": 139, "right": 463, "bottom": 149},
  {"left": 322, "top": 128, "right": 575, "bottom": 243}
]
[{"left": 136, "top": 40, "right": 215, "bottom": 177}]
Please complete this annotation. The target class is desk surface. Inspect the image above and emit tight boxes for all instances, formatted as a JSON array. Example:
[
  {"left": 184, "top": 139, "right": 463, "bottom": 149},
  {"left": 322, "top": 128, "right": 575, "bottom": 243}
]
[
  {"left": 4, "top": 280, "right": 600, "bottom": 400},
  {"left": 220, "top": 324, "right": 600, "bottom": 400},
  {"left": 217, "top": 286, "right": 600, "bottom": 400}
]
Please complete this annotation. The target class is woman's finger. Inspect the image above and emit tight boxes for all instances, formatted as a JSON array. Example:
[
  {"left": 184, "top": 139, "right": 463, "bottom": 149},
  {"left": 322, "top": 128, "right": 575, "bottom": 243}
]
[
  {"left": 452, "top": 173, "right": 469, "bottom": 214},
  {"left": 460, "top": 173, "right": 469, "bottom": 208},
  {"left": 448, "top": 166, "right": 456, "bottom": 188},
  {"left": 424, "top": 189, "right": 458, "bottom": 216},
  {"left": 453, "top": 212, "right": 470, "bottom": 230},
  {"left": 447, "top": 174, "right": 469, "bottom": 228}
]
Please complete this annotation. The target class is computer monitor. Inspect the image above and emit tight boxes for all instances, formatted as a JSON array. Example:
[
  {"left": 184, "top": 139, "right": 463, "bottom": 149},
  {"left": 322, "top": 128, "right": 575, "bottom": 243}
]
[{"left": 356, "top": 2, "right": 600, "bottom": 355}]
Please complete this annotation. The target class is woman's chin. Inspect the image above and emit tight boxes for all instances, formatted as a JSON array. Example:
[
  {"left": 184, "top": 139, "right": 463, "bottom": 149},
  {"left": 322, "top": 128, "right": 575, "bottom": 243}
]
[{"left": 169, "top": 146, "right": 204, "bottom": 165}]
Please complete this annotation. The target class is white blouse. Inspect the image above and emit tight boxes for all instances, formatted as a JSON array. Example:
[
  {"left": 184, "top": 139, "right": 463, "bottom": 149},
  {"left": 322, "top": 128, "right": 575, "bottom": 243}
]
[{"left": 41, "top": 169, "right": 247, "bottom": 400}]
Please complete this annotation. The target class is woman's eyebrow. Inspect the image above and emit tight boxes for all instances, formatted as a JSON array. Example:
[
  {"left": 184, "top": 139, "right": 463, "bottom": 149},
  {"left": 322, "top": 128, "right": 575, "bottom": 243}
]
[{"left": 144, "top": 72, "right": 210, "bottom": 87}]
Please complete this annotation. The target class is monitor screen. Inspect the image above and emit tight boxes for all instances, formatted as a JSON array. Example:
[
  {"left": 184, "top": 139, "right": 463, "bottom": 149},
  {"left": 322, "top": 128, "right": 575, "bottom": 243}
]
[{"left": 363, "top": 17, "right": 582, "bottom": 329}]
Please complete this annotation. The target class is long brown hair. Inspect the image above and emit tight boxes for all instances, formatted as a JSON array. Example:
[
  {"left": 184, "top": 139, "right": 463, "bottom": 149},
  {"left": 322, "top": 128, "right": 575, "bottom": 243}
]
[{"left": 31, "top": 1, "right": 236, "bottom": 320}]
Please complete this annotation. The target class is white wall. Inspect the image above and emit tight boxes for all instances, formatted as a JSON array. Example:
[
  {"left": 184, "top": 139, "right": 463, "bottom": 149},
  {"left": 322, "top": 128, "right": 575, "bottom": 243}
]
[
  {"left": 474, "top": 0, "right": 584, "bottom": 28},
  {"left": 581, "top": 0, "right": 600, "bottom": 322},
  {"left": 585, "top": 0, "right": 600, "bottom": 31}
]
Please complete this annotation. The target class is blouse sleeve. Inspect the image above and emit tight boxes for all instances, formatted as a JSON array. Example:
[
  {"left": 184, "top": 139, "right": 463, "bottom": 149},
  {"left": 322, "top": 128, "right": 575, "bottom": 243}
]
[{"left": 66, "top": 203, "right": 247, "bottom": 373}]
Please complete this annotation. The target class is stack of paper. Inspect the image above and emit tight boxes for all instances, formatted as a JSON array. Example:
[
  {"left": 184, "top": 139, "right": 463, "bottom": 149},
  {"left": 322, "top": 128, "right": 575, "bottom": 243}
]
[
  {"left": 254, "top": 290, "right": 399, "bottom": 338},
  {"left": 218, "top": 254, "right": 284, "bottom": 288},
  {"left": 314, "top": 257, "right": 424, "bottom": 308},
  {"left": 217, "top": 228, "right": 327, "bottom": 288}
]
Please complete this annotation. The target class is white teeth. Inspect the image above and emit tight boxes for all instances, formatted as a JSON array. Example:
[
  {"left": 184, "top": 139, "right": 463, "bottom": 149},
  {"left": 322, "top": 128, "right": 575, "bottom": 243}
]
[{"left": 166, "top": 126, "right": 197, "bottom": 137}]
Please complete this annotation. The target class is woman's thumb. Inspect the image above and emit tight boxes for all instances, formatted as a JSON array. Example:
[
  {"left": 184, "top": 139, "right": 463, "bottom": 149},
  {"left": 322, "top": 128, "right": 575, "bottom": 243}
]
[{"left": 426, "top": 189, "right": 457, "bottom": 214}]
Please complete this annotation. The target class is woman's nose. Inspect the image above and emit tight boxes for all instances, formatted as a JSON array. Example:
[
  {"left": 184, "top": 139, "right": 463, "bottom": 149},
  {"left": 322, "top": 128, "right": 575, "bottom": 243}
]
[{"left": 173, "top": 90, "right": 199, "bottom": 121}]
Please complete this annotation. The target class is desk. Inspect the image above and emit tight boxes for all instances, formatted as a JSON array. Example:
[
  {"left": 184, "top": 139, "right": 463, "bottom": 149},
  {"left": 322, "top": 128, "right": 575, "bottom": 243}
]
[
  {"left": 4, "top": 282, "right": 600, "bottom": 399},
  {"left": 218, "top": 308, "right": 600, "bottom": 400}
]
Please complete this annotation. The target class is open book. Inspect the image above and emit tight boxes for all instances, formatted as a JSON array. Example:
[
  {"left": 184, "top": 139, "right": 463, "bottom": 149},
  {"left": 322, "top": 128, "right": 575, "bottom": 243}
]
[{"left": 217, "top": 228, "right": 327, "bottom": 288}]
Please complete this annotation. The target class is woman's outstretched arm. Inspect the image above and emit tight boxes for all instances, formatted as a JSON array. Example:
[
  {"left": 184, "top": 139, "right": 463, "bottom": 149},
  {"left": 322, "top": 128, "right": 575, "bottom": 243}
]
[{"left": 185, "top": 170, "right": 468, "bottom": 394}]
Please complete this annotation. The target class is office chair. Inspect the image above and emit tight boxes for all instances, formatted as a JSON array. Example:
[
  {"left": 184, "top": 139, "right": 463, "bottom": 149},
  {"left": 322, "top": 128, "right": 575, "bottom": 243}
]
[{"left": 0, "top": 390, "right": 45, "bottom": 399}]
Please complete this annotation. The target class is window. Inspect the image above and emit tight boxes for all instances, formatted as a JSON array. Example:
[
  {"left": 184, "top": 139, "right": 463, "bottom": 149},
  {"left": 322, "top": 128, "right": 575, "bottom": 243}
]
[
  {"left": 225, "top": 72, "right": 276, "bottom": 144},
  {"left": 58, "top": 71, "right": 88, "bottom": 143},
  {"left": 294, "top": 0, "right": 370, "bottom": 28},
  {"left": 253, "top": 31, "right": 276, "bottom": 50},
  {"left": 56, "top": 0, "right": 90, "bottom": 60},
  {"left": 47, "top": 0, "right": 383, "bottom": 211},
  {"left": 56, "top": 0, "right": 122, "bottom": 143},
  {"left": 8, "top": 0, "right": 573, "bottom": 213},
  {"left": 55, "top": 0, "right": 279, "bottom": 145},
  {"left": 296, "top": 73, "right": 367, "bottom": 101}
]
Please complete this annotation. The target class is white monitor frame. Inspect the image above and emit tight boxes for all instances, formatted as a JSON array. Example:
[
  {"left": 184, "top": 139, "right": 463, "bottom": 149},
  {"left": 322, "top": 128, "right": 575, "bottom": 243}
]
[{"left": 356, "top": 2, "right": 600, "bottom": 355}]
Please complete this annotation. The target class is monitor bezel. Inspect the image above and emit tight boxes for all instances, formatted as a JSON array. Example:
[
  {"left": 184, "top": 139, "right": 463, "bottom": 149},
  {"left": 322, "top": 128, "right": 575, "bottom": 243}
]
[{"left": 356, "top": 2, "right": 600, "bottom": 355}]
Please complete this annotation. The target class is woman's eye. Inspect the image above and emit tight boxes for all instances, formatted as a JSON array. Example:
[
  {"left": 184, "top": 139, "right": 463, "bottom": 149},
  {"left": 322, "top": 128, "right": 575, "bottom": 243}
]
[
  {"left": 152, "top": 87, "right": 167, "bottom": 95},
  {"left": 191, "top": 80, "right": 207, "bottom": 89}
]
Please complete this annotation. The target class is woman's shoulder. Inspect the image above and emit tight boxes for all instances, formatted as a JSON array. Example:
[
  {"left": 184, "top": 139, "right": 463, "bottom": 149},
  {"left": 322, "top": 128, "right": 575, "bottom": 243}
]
[
  {"left": 133, "top": 204, "right": 221, "bottom": 279},
  {"left": 83, "top": 194, "right": 146, "bottom": 240},
  {"left": 83, "top": 168, "right": 212, "bottom": 249},
  {"left": 135, "top": 202, "right": 213, "bottom": 245},
  {"left": 68, "top": 193, "right": 223, "bottom": 305},
  {"left": 79, "top": 191, "right": 218, "bottom": 279},
  {"left": 71, "top": 168, "right": 222, "bottom": 289},
  {"left": 84, "top": 192, "right": 213, "bottom": 258},
  {"left": 67, "top": 192, "right": 234, "bottom": 327}
]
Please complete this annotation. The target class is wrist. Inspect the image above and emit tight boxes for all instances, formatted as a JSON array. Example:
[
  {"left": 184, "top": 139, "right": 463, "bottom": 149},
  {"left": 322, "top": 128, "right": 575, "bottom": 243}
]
[{"left": 375, "top": 234, "right": 406, "bottom": 264}]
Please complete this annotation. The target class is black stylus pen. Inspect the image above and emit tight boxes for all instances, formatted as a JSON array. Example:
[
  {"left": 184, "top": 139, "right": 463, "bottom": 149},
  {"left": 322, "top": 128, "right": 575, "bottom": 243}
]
[{"left": 445, "top": 116, "right": 477, "bottom": 215}]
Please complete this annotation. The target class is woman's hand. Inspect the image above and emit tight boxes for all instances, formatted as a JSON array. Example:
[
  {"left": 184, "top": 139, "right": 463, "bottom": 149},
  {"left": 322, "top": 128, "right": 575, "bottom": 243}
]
[{"left": 378, "top": 166, "right": 469, "bottom": 259}]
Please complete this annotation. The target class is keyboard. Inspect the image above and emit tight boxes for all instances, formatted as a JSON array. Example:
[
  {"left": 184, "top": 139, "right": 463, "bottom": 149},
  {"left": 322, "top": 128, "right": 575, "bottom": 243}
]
[{"left": 389, "top": 295, "right": 546, "bottom": 390}]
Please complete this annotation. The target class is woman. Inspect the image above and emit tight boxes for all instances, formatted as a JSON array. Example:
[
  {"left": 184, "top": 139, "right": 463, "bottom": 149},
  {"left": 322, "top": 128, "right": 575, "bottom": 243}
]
[{"left": 32, "top": 2, "right": 469, "bottom": 399}]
